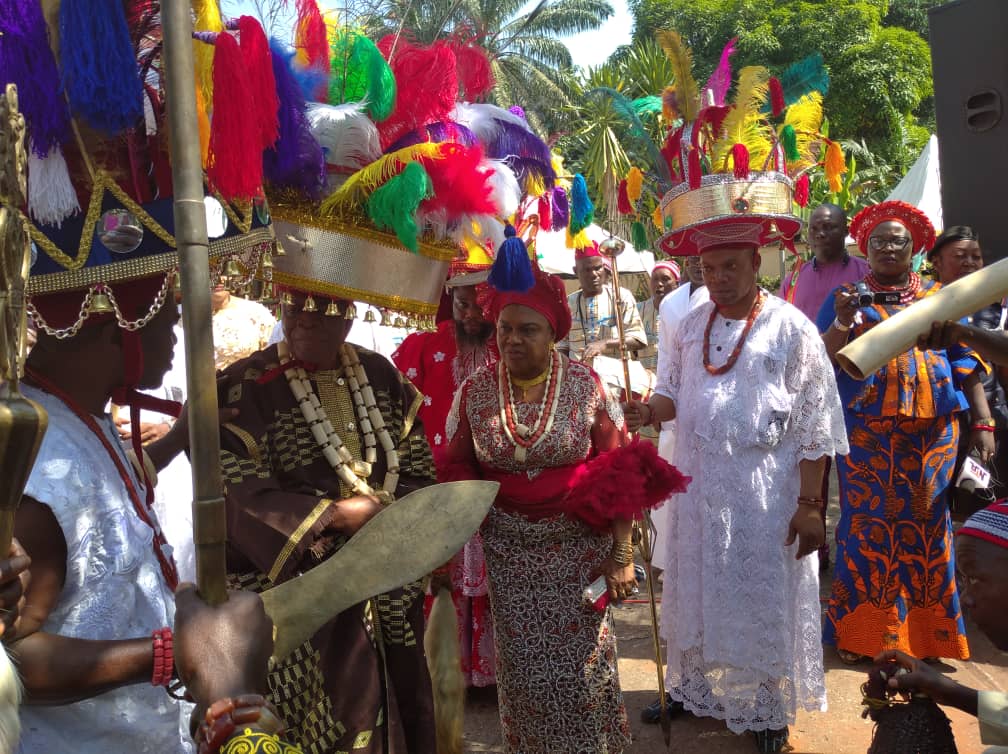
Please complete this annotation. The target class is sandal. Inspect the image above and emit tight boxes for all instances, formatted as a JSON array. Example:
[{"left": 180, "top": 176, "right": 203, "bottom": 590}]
[
  {"left": 837, "top": 649, "right": 866, "bottom": 665},
  {"left": 753, "top": 727, "right": 789, "bottom": 753},
  {"left": 640, "top": 693, "right": 686, "bottom": 724}
]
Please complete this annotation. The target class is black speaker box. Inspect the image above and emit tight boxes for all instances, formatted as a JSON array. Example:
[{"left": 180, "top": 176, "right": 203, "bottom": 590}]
[{"left": 930, "top": 0, "right": 1008, "bottom": 261}]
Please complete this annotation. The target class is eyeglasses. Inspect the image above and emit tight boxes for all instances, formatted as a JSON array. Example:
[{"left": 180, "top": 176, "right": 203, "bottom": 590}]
[{"left": 868, "top": 236, "right": 912, "bottom": 251}]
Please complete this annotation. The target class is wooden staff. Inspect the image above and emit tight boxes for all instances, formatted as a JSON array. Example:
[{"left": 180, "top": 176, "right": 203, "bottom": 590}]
[
  {"left": 598, "top": 236, "right": 671, "bottom": 748},
  {"left": 161, "top": 0, "right": 227, "bottom": 604}
]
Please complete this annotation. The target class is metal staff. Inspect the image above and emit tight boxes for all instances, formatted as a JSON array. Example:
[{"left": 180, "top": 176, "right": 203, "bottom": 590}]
[
  {"left": 161, "top": 0, "right": 227, "bottom": 605},
  {"left": 598, "top": 236, "right": 671, "bottom": 748}
]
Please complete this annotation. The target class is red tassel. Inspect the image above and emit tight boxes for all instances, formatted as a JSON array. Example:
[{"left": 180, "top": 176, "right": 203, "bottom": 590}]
[
  {"left": 537, "top": 195, "right": 551, "bottom": 230},
  {"left": 617, "top": 179, "right": 633, "bottom": 215},
  {"left": 566, "top": 438, "right": 692, "bottom": 532},
  {"left": 795, "top": 173, "right": 810, "bottom": 207},
  {"left": 731, "top": 143, "right": 750, "bottom": 179},
  {"left": 688, "top": 148, "right": 702, "bottom": 189},
  {"left": 238, "top": 16, "right": 279, "bottom": 151},
  {"left": 769, "top": 77, "right": 785, "bottom": 118},
  {"left": 208, "top": 32, "right": 262, "bottom": 200}
]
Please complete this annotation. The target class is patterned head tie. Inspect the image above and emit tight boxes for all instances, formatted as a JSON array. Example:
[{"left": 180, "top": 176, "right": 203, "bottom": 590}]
[{"left": 957, "top": 500, "right": 1008, "bottom": 550}]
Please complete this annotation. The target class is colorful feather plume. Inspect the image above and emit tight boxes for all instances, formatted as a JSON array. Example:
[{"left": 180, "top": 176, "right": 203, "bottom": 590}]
[
  {"left": 321, "top": 142, "right": 448, "bottom": 210},
  {"left": 264, "top": 37, "right": 326, "bottom": 197},
  {"left": 445, "top": 37, "right": 494, "bottom": 100},
  {"left": 451, "top": 102, "right": 555, "bottom": 188},
  {"left": 192, "top": 0, "right": 224, "bottom": 115},
  {"left": 375, "top": 36, "right": 458, "bottom": 149},
  {"left": 782, "top": 92, "right": 824, "bottom": 167},
  {"left": 307, "top": 101, "right": 381, "bottom": 174},
  {"left": 617, "top": 179, "right": 633, "bottom": 215},
  {"left": 768, "top": 77, "right": 785, "bottom": 117},
  {"left": 294, "top": 0, "right": 330, "bottom": 100},
  {"left": 632, "top": 96, "right": 663, "bottom": 118},
  {"left": 550, "top": 187, "right": 569, "bottom": 231},
  {"left": 703, "top": 37, "right": 737, "bottom": 107},
  {"left": 778, "top": 52, "right": 830, "bottom": 106},
  {"left": 825, "top": 140, "right": 846, "bottom": 192},
  {"left": 712, "top": 66, "right": 771, "bottom": 172},
  {"left": 418, "top": 144, "right": 497, "bottom": 221},
  {"left": 569, "top": 174, "right": 594, "bottom": 235},
  {"left": 587, "top": 88, "right": 670, "bottom": 183},
  {"left": 794, "top": 173, "right": 810, "bottom": 207},
  {"left": 780, "top": 124, "right": 799, "bottom": 162},
  {"left": 486, "top": 160, "right": 522, "bottom": 219},
  {"left": 662, "top": 86, "right": 679, "bottom": 122},
  {"left": 367, "top": 161, "right": 432, "bottom": 252},
  {"left": 656, "top": 30, "right": 699, "bottom": 122},
  {"left": 59, "top": 0, "right": 144, "bottom": 133},
  {"left": 329, "top": 30, "right": 396, "bottom": 122},
  {"left": 631, "top": 220, "right": 649, "bottom": 251},
  {"left": 386, "top": 121, "right": 479, "bottom": 152}
]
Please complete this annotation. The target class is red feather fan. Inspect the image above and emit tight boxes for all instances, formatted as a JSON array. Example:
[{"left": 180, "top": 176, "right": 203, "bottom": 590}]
[
  {"left": 418, "top": 144, "right": 497, "bottom": 219},
  {"left": 376, "top": 36, "right": 459, "bottom": 149},
  {"left": 567, "top": 438, "right": 691, "bottom": 532}
]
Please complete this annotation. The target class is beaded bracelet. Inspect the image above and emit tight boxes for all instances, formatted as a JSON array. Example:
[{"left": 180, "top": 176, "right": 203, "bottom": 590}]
[
  {"left": 151, "top": 628, "right": 174, "bottom": 687},
  {"left": 797, "top": 496, "right": 825, "bottom": 509},
  {"left": 971, "top": 423, "right": 996, "bottom": 433},
  {"left": 195, "top": 695, "right": 285, "bottom": 754}
]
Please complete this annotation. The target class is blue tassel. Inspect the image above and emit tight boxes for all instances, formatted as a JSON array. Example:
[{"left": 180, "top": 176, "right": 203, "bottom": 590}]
[
  {"left": 488, "top": 224, "right": 535, "bottom": 293},
  {"left": 570, "top": 174, "right": 594, "bottom": 235},
  {"left": 59, "top": 0, "right": 143, "bottom": 133}
]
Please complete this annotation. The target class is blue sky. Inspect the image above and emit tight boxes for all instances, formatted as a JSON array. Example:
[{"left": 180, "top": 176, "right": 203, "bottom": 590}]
[{"left": 224, "top": 0, "right": 632, "bottom": 70}]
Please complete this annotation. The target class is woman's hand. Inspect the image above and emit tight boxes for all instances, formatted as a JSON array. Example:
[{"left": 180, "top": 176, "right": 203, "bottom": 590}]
[
  {"left": 593, "top": 558, "right": 637, "bottom": 602},
  {"left": 833, "top": 286, "right": 860, "bottom": 329},
  {"left": 967, "top": 428, "right": 996, "bottom": 463},
  {"left": 623, "top": 400, "right": 651, "bottom": 433},
  {"left": 785, "top": 505, "right": 825, "bottom": 559}
]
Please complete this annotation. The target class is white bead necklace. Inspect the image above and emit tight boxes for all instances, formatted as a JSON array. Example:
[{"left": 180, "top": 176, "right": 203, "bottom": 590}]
[{"left": 278, "top": 340, "right": 400, "bottom": 498}]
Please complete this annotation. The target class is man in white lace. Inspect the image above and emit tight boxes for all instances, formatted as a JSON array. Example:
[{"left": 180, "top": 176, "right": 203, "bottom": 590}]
[{"left": 626, "top": 240, "right": 848, "bottom": 753}]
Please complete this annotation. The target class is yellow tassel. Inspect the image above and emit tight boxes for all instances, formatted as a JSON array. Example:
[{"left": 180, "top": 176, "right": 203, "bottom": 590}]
[
  {"left": 651, "top": 204, "right": 664, "bottom": 230},
  {"left": 425, "top": 587, "right": 464, "bottom": 754},
  {"left": 566, "top": 227, "right": 591, "bottom": 249},
  {"left": 320, "top": 143, "right": 447, "bottom": 213},
  {"left": 626, "top": 167, "right": 644, "bottom": 205},
  {"left": 525, "top": 172, "right": 546, "bottom": 198},
  {"left": 656, "top": 31, "right": 699, "bottom": 122},
  {"left": 825, "top": 141, "right": 846, "bottom": 193},
  {"left": 192, "top": 0, "right": 224, "bottom": 109},
  {"left": 195, "top": 81, "right": 211, "bottom": 168}
]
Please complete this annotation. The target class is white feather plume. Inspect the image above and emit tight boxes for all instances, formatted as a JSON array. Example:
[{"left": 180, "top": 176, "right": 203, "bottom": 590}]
[
  {"left": 451, "top": 102, "right": 534, "bottom": 146},
  {"left": 485, "top": 160, "right": 521, "bottom": 218},
  {"left": 451, "top": 214, "right": 505, "bottom": 253},
  {"left": 306, "top": 101, "right": 381, "bottom": 174}
]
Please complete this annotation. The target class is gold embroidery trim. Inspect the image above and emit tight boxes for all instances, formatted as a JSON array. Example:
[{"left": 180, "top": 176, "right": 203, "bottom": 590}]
[
  {"left": 402, "top": 390, "right": 423, "bottom": 442},
  {"left": 222, "top": 422, "right": 263, "bottom": 465},
  {"left": 268, "top": 496, "right": 333, "bottom": 584},
  {"left": 269, "top": 269, "right": 440, "bottom": 316}
]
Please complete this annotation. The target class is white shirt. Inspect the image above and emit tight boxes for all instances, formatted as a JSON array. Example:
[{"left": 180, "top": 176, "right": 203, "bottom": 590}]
[{"left": 20, "top": 385, "right": 193, "bottom": 754}]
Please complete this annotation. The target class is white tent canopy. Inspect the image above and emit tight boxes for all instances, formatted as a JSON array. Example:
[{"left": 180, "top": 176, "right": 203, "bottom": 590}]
[
  {"left": 885, "top": 134, "right": 942, "bottom": 232},
  {"left": 534, "top": 223, "right": 655, "bottom": 276}
]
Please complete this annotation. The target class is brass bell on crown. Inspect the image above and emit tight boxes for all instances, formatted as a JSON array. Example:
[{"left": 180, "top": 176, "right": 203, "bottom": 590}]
[
  {"left": 343, "top": 303, "right": 358, "bottom": 320},
  {"left": 363, "top": 308, "right": 377, "bottom": 323},
  {"left": 88, "top": 288, "right": 115, "bottom": 314},
  {"left": 260, "top": 250, "right": 274, "bottom": 271},
  {"left": 324, "top": 300, "right": 341, "bottom": 317},
  {"left": 302, "top": 295, "right": 317, "bottom": 313},
  {"left": 280, "top": 291, "right": 294, "bottom": 306},
  {"left": 222, "top": 257, "right": 243, "bottom": 279}
]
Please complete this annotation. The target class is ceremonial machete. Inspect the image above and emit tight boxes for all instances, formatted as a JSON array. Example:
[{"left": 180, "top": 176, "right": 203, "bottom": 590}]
[{"left": 260, "top": 480, "right": 499, "bottom": 661}]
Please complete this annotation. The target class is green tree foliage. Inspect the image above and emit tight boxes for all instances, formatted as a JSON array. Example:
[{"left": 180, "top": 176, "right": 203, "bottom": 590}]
[
  {"left": 364, "top": 0, "right": 613, "bottom": 135},
  {"left": 628, "top": 0, "right": 933, "bottom": 170}
]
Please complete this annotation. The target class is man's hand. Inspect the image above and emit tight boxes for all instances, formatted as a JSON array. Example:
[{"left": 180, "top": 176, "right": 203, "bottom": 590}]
[
  {"left": 917, "top": 320, "right": 970, "bottom": 352},
  {"left": 174, "top": 584, "right": 274, "bottom": 711},
  {"left": 580, "top": 341, "right": 606, "bottom": 363},
  {"left": 325, "top": 494, "right": 385, "bottom": 537},
  {"left": 117, "top": 419, "right": 172, "bottom": 444},
  {"left": 785, "top": 505, "right": 825, "bottom": 559},
  {"left": 874, "top": 650, "right": 976, "bottom": 713},
  {"left": 623, "top": 399, "right": 652, "bottom": 433},
  {"left": 0, "top": 539, "right": 30, "bottom": 640}
]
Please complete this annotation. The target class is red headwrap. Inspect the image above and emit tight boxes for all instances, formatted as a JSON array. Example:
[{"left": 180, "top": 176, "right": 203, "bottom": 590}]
[
  {"left": 849, "top": 200, "right": 936, "bottom": 256},
  {"left": 489, "top": 270, "right": 572, "bottom": 342},
  {"left": 652, "top": 260, "right": 681, "bottom": 281},
  {"left": 574, "top": 240, "right": 602, "bottom": 260}
]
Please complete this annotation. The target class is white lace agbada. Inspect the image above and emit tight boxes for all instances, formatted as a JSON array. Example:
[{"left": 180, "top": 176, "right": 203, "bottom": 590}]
[
  {"left": 19, "top": 385, "right": 193, "bottom": 754},
  {"left": 655, "top": 294, "right": 848, "bottom": 733}
]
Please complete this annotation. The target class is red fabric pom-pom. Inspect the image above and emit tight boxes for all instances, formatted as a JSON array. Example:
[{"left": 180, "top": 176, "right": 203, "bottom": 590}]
[
  {"left": 769, "top": 76, "right": 785, "bottom": 118},
  {"left": 795, "top": 173, "right": 810, "bottom": 208},
  {"left": 617, "top": 179, "right": 633, "bottom": 215},
  {"left": 731, "top": 143, "right": 750, "bottom": 179},
  {"left": 567, "top": 438, "right": 691, "bottom": 532}
]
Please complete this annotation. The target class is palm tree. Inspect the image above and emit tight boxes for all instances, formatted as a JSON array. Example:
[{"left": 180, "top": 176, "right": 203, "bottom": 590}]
[{"left": 364, "top": 0, "right": 614, "bottom": 135}]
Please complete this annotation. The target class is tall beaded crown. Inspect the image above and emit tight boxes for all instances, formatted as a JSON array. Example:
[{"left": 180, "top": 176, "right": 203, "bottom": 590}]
[{"left": 1, "top": 0, "right": 279, "bottom": 336}]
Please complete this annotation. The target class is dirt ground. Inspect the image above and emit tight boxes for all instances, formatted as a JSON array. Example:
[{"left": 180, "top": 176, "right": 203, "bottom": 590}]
[{"left": 459, "top": 474, "right": 1008, "bottom": 753}]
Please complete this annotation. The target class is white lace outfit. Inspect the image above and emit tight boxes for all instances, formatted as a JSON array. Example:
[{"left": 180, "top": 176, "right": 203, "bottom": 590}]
[
  {"left": 19, "top": 385, "right": 193, "bottom": 754},
  {"left": 656, "top": 293, "right": 848, "bottom": 733}
]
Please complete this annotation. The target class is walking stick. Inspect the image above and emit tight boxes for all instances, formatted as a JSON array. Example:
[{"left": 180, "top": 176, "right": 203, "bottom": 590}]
[
  {"left": 598, "top": 237, "right": 671, "bottom": 748},
  {"left": 161, "top": 0, "right": 227, "bottom": 605}
]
